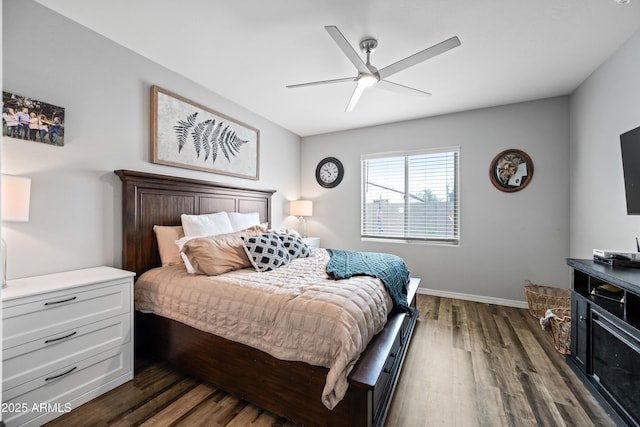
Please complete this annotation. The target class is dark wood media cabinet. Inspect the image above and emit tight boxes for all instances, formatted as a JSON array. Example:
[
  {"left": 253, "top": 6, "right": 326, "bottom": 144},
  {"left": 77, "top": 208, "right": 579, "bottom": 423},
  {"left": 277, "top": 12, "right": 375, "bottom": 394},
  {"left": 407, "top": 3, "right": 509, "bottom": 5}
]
[{"left": 566, "top": 259, "right": 640, "bottom": 427}]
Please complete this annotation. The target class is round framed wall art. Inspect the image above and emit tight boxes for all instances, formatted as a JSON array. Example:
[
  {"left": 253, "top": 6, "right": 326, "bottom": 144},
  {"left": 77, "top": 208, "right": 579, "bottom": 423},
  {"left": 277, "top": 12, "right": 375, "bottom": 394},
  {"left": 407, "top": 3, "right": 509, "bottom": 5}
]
[{"left": 489, "top": 149, "right": 533, "bottom": 192}]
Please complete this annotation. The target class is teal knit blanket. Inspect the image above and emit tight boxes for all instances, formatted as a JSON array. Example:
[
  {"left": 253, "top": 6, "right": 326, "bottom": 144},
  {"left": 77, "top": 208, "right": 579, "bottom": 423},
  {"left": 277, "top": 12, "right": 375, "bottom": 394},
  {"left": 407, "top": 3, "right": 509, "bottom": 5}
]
[{"left": 325, "top": 249, "right": 413, "bottom": 314}]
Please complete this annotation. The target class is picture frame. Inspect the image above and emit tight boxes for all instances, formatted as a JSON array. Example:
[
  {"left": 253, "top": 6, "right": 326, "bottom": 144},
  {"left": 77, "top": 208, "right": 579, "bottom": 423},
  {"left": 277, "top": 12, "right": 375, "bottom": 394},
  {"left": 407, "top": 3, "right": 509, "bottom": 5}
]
[
  {"left": 151, "top": 85, "right": 259, "bottom": 180},
  {"left": 3, "top": 91, "right": 65, "bottom": 146},
  {"left": 489, "top": 149, "right": 533, "bottom": 192}
]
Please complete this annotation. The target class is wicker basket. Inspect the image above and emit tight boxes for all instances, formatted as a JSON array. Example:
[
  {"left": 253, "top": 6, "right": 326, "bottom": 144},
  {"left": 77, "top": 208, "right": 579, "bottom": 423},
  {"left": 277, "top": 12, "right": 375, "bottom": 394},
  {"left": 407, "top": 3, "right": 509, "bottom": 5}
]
[
  {"left": 524, "top": 280, "right": 571, "bottom": 319},
  {"left": 550, "top": 307, "right": 571, "bottom": 355}
]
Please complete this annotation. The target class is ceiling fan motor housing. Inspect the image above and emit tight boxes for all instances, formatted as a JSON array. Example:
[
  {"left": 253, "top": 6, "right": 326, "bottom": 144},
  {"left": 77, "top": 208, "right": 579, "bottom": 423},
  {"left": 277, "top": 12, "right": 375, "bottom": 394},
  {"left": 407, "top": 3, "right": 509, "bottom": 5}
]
[{"left": 359, "top": 38, "right": 378, "bottom": 54}]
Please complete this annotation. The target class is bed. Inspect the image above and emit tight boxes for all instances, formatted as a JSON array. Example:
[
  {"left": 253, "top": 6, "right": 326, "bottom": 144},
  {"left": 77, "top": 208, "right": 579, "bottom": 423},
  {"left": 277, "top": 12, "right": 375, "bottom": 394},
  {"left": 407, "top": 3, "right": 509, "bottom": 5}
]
[{"left": 115, "top": 169, "right": 419, "bottom": 427}]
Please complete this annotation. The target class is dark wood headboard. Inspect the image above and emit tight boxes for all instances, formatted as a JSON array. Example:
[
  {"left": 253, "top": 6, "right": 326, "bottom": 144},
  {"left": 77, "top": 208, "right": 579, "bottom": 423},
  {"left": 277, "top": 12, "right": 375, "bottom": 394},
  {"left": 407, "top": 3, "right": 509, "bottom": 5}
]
[{"left": 115, "top": 170, "right": 276, "bottom": 279}]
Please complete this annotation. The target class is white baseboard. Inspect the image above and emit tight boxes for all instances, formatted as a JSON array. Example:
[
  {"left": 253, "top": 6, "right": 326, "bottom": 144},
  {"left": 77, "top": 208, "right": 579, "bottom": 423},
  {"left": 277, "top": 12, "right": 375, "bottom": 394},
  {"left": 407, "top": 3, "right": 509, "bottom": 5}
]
[{"left": 417, "top": 287, "right": 529, "bottom": 309}]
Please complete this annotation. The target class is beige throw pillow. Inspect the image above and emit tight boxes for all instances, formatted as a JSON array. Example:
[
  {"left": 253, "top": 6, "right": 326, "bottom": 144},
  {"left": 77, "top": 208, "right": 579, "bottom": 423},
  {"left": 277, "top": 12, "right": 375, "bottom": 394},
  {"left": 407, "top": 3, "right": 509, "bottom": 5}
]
[
  {"left": 153, "top": 225, "right": 185, "bottom": 266},
  {"left": 182, "top": 225, "right": 265, "bottom": 276}
]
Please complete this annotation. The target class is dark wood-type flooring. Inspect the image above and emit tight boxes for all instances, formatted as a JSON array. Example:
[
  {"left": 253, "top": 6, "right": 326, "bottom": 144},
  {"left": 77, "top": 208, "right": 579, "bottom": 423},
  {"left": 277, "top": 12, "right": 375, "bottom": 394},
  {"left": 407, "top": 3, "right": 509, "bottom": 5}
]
[{"left": 45, "top": 294, "right": 616, "bottom": 427}]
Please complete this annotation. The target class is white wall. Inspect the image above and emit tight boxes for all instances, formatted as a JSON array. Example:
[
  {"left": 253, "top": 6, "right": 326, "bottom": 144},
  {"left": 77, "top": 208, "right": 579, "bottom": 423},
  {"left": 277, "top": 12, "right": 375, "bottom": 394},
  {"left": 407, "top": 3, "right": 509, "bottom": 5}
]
[
  {"left": 569, "top": 29, "right": 640, "bottom": 258},
  {"left": 2, "top": 0, "right": 301, "bottom": 280},
  {"left": 1, "top": 1, "right": 4, "bottom": 419},
  {"left": 302, "top": 98, "right": 570, "bottom": 302},
  {"left": 10, "top": 0, "right": 636, "bottom": 303}
]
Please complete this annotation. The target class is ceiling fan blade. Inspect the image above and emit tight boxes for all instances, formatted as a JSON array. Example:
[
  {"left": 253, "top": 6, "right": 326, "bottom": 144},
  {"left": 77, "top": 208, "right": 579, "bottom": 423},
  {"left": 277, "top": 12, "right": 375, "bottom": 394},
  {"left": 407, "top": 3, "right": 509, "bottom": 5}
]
[
  {"left": 378, "top": 36, "right": 461, "bottom": 80},
  {"left": 345, "top": 84, "right": 367, "bottom": 112},
  {"left": 376, "top": 80, "right": 432, "bottom": 96},
  {"left": 325, "top": 26, "right": 371, "bottom": 75},
  {"left": 286, "top": 77, "right": 356, "bottom": 89}
]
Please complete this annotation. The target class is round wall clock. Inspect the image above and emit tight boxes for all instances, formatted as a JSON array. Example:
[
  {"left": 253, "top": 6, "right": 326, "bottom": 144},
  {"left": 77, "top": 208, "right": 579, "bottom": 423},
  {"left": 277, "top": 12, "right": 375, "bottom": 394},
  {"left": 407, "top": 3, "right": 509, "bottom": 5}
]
[{"left": 315, "top": 157, "right": 344, "bottom": 188}]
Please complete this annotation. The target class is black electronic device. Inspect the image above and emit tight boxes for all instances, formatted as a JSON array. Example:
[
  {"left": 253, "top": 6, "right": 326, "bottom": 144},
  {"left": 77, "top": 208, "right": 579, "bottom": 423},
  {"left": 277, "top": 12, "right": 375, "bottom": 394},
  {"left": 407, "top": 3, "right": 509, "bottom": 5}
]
[
  {"left": 594, "top": 255, "right": 640, "bottom": 268},
  {"left": 611, "top": 254, "right": 631, "bottom": 261},
  {"left": 620, "top": 125, "right": 640, "bottom": 215}
]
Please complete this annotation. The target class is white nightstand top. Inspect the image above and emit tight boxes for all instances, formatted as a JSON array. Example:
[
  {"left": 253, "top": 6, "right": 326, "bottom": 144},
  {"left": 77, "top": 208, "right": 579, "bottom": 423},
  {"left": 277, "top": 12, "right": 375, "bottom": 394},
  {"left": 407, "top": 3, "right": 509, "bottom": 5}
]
[
  {"left": 303, "top": 237, "right": 321, "bottom": 248},
  {"left": 2, "top": 266, "right": 135, "bottom": 301}
]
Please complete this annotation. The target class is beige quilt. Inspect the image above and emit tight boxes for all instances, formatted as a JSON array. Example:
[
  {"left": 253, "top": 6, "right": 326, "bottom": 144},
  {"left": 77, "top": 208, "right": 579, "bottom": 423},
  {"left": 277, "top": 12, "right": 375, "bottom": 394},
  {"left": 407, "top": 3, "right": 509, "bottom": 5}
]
[{"left": 134, "top": 249, "right": 392, "bottom": 409}]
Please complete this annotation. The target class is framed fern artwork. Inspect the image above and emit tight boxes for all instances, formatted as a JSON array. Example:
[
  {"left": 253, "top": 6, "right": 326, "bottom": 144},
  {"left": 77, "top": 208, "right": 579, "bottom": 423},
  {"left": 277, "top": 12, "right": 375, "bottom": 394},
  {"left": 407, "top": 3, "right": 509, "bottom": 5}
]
[{"left": 151, "top": 85, "right": 259, "bottom": 180}]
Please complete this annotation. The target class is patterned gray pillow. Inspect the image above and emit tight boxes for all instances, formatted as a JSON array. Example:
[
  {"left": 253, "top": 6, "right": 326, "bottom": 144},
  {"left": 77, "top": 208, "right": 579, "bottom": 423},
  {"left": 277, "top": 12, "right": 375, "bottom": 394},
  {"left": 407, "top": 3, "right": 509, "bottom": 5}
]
[
  {"left": 242, "top": 232, "right": 291, "bottom": 272},
  {"left": 277, "top": 232, "right": 311, "bottom": 259}
]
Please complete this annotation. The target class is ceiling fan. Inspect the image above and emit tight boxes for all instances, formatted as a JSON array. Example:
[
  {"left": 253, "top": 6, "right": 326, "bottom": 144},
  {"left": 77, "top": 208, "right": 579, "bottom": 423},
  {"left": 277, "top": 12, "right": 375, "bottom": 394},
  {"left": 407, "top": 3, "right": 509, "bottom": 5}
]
[{"left": 286, "top": 26, "right": 461, "bottom": 112}]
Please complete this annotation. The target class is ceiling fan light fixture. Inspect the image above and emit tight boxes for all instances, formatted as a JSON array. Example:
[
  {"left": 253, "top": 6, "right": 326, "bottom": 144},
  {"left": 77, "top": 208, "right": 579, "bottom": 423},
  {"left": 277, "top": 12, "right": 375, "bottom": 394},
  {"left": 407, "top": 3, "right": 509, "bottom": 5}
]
[
  {"left": 287, "top": 26, "right": 460, "bottom": 111},
  {"left": 358, "top": 74, "right": 378, "bottom": 87}
]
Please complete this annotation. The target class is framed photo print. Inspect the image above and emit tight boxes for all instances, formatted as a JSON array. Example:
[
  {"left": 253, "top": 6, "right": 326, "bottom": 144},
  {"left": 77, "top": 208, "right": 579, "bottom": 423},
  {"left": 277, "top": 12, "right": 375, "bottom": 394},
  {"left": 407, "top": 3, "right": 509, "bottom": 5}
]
[
  {"left": 489, "top": 149, "right": 533, "bottom": 192},
  {"left": 151, "top": 85, "right": 259, "bottom": 180},
  {"left": 3, "top": 91, "right": 65, "bottom": 146}
]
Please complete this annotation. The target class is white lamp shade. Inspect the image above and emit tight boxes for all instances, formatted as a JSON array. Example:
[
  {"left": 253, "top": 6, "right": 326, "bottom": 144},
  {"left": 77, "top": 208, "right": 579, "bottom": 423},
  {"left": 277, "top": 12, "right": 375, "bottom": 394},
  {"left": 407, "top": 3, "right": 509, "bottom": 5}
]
[
  {"left": 290, "top": 200, "right": 313, "bottom": 217},
  {"left": 2, "top": 175, "right": 31, "bottom": 222}
]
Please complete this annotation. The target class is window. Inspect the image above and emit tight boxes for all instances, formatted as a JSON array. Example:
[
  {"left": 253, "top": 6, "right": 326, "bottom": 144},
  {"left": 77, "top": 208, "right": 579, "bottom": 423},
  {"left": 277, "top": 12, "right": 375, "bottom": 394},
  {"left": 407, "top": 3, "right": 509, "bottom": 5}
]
[{"left": 361, "top": 147, "right": 459, "bottom": 244}]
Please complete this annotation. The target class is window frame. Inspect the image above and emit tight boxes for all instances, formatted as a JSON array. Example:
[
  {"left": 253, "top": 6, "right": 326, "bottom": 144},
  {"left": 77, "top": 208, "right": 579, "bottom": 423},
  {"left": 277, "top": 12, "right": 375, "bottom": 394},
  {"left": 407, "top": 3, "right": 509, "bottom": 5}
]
[{"left": 360, "top": 146, "right": 460, "bottom": 245}]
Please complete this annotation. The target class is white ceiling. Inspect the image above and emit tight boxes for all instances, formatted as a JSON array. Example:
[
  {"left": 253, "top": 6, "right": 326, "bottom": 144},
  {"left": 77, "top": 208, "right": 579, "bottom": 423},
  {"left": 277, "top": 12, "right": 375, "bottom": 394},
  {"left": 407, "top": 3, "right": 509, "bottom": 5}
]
[{"left": 34, "top": 0, "right": 640, "bottom": 137}]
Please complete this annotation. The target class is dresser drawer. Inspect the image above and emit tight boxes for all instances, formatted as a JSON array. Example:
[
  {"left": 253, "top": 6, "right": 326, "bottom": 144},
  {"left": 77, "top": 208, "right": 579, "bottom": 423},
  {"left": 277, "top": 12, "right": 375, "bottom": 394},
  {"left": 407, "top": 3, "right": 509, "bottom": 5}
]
[
  {"left": 3, "top": 280, "right": 131, "bottom": 349},
  {"left": 3, "top": 343, "right": 133, "bottom": 427},
  {"left": 373, "top": 330, "right": 402, "bottom": 413},
  {"left": 3, "top": 313, "right": 131, "bottom": 390}
]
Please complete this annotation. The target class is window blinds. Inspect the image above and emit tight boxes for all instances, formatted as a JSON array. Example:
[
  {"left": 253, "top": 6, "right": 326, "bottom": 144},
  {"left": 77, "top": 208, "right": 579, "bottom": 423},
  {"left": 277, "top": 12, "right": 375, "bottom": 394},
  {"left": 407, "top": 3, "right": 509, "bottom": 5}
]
[{"left": 361, "top": 147, "right": 459, "bottom": 244}]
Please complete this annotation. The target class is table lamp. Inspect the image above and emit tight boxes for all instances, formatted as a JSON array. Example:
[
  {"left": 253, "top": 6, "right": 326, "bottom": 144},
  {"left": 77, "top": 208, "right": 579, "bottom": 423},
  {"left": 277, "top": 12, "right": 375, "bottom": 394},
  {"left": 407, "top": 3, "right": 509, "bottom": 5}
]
[
  {"left": 2, "top": 175, "right": 31, "bottom": 287},
  {"left": 289, "top": 200, "right": 313, "bottom": 238}
]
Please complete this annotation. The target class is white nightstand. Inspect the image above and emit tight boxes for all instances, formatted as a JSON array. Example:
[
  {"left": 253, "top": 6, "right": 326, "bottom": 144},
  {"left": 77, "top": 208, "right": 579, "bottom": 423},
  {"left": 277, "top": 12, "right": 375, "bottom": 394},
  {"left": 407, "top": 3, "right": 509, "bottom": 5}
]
[
  {"left": 2, "top": 266, "right": 135, "bottom": 427},
  {"left": 303, "top": 237, "right": 320, "bottom": 248}
]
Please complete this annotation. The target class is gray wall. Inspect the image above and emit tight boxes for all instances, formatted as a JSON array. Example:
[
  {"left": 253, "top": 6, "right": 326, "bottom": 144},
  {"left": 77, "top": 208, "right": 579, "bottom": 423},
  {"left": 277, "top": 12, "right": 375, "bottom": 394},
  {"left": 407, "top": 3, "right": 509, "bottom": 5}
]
[
  {"left": 301, "top": 98, "right": 571, "bottom": 303},
  {"left": 569, "top": 29, "right": 640, "bottom": 258},
  {"left": 4, "top": 0, "right": 639, "bottom": 304},
  {"left": 2, "top": 0, "right": 302, "bottom": 279}
]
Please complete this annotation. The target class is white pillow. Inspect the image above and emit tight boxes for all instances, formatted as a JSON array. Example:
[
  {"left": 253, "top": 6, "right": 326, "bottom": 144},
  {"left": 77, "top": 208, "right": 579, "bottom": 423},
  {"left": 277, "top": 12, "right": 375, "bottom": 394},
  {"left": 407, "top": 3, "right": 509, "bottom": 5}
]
[
  {"left": 228, "top": 212, "right": 260, "bottom": 232},
  {"left": 181, "top": 212, "right": 234, "bottom": 237}
]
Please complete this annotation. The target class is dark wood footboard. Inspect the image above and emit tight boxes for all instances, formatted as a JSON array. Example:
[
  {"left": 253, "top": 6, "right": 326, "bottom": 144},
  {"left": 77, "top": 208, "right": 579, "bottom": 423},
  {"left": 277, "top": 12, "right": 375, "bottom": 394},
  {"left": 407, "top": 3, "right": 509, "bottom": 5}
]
[{"left": 136, "top": 278, "right": 419, "bottom": 427}]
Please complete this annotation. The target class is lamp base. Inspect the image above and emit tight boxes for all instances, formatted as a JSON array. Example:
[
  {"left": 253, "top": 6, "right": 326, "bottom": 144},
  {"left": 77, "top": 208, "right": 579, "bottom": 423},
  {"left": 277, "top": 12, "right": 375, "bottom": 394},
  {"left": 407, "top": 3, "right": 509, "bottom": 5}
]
[
  {"left": 2, "top": 238, "right": 7, "bottom": 288},
  {"left": 297, "top": 216, "right": 308, "bottom": 238}
]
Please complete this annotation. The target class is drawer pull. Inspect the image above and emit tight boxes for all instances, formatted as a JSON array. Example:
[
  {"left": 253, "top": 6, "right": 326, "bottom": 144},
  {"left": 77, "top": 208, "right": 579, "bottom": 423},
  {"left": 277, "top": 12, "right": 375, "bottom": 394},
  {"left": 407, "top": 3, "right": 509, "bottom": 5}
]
[
  {"left": 45, "top": 366, "right": 77, "bottom": 382},
  {"left": 44, "top": 296, "right": 77, "bottom": 306},
  {"left": 390, "top": 352, "right": 397, "bottom": 358},
  {"left": 45, "top": 331, "right": 77, "bottom": 344},
  {"left": 579, "top": 315, "right": 587, "bottom": 321},
  {"left": 384, "top": 368, "right": 392, "bottom": 374}
]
